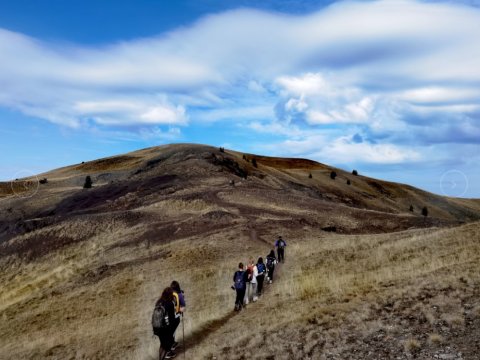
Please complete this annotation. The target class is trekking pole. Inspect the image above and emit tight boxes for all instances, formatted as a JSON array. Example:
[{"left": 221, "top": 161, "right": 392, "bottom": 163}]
[{"left": 182, "top": 313, "right": 186, "bottom": 360}]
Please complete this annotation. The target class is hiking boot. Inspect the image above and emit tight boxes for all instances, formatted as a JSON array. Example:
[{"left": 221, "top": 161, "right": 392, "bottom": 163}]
[
  {"left": 165, "top": 351, "right": 176, "bottom": 359},
  {"left": 171, "top": 342, "right": 179, "bottom": 351}
]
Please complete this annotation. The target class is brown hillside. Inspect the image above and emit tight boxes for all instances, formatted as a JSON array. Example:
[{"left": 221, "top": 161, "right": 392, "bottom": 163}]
[{"left": 1, "top": 143, "right": 479, "bottom": 359}]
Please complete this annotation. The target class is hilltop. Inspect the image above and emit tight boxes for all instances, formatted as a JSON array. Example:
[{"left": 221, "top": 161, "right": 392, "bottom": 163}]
[
  {"left": 1, "top": 143, "right": 479, "bottom": 359},
  {"left": 1, "top": 144, "right": 479, "bottom": 245}
]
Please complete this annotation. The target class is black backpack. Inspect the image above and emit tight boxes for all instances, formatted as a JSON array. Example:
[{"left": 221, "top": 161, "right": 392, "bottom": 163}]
[
  {"left": 278, "top": 240, "right": 286, "bottom": 248},
  {"left": 234, "top": 271, "right": 245, "bottom": 289},
  {"left": 152, "top": 302, "right": 168, "bottom": 333},
  {"left": 266, "top": 257, "right": 275, "bottom": 269}
]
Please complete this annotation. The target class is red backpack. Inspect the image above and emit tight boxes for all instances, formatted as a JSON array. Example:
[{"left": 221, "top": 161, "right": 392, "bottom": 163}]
[{"left": 246, "top": 264, "right": 254, "bottom": 281}]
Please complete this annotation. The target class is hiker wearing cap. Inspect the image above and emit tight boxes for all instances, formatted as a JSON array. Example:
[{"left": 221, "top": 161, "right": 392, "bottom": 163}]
[
  {"left": 256, "top": 257, "right": 266, "bottom": 296},
  {"left": 233, "top": 263, "right": 248, "bottom": 311},
  {"left": 244, "top": 258, "right": 258, "bottom": 304},
  {"left": 152, "top": 287, "right": 177, "bottom": 359},
  {"left": 266, "top": 250, "right": 277, "bottom": 284},
  {"left": 275, "top": 236, "right": 287, "bottom": 263},
  {"left": 170, "top": 281, "right": 185, "bottom": 353}
]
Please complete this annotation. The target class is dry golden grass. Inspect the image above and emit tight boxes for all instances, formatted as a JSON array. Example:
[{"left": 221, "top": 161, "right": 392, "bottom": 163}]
[
  {"left": 190, "top": 222, "right": 480, "bottom": 359},
  {"left": 1, "top": 144, "right": 480, "bottom": 359},
  {"left": 141, "top": 199, "right": 221, "bottom": 216},
  {"left": 428, "top": 333, "right": 443, "bottom": 345},
  {"left": 1, "top": 220, "right": 479, "bottom": 359},
  {"left": 404, "top": 338, "right": 421, "bottom": 353}
]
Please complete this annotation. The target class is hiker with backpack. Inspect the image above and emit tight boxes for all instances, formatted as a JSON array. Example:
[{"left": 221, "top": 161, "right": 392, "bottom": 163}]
[
  {"left": 256, "top": 257, "right": 266, "bottom": 296},
  {"left": 275, "top": 236, "right": 287, "bottom": 262},
  {"left": 244, "top": 258, "right": 258, "bottom": 304},
  {"left": 170, "top": 281, "right": 185, "bottom": 353},
  {"left": 233, "top": 262, "right": 248, "bottom": 311},
  {"left": 266, "top": 250, "right": 277, "bottom": 284},
  {"left": 152, "top": 287, "right": 177, "bottom": 359}
]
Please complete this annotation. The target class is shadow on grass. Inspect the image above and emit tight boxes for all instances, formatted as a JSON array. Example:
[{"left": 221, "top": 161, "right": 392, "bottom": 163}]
[{"left": 183, "top": 311, "right": 237, "bottom": 350}]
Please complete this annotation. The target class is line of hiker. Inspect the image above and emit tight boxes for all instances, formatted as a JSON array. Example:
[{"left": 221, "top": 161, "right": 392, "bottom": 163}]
[
  {"left": 232, "top": 235, "right": 287, "bottom": 311},
  {"left": 152, "top": 281, "right": 186, "bottom": 360}
]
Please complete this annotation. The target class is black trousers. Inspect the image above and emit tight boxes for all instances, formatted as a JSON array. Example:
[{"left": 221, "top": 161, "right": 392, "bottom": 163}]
[
  {"left": 257, "top": 274, "right": 265, "bottom": 295},
  {"left": 235, "top": 288, "right": 246, "bottom": 308},
  {"left": 157, "top": 326, "right": 175, "bottom": 352},
  {"left": 277, "top": 248, "right": 285, "bottom": 262},
  {"left": 267, "top": 266, "right": 275, "bottom": 281},
  {"left": 171, "top": 316, "right": 180, "bottom": 341}
]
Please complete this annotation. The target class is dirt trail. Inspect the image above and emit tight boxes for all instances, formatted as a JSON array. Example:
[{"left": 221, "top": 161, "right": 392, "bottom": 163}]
[{"left": 180, "top": 229, "right": 288, "bottom": 357}]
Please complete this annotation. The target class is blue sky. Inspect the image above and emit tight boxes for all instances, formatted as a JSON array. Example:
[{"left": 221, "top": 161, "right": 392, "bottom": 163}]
[{"left": 0, "top": 0, "right": 479, "bottom": 198}]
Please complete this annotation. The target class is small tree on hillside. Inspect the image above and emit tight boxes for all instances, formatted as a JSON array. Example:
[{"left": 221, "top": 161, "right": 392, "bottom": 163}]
[
  {"left": 352, "top": 169, "right": 358, "bottom": 176},
  {"left": 243, "top": 154, "right": 248, "bottom": 161},
  {"left": 409, "top": 205, "right": 414, "bottom": 212},
  {"left": 330, "top": 171, "right": 337, "bottom": 180},
  {"left": 308, "top": 173, "right": 312, "bottom": 179},
  {"left": 84, "top": 175, "right": 93, "bottom": 189},
  {"left": 347, "top": 179, "right": 351, "bottom": 185},
  {"left": 252, "top": 158, "right": 258, "bottom": 168},
  {"left": 422, "top": 206, "right": 428, "bottom": 217}
]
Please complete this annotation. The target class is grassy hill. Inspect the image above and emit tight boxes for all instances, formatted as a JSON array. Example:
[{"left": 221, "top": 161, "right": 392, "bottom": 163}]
[{"left": 0, "top": 143, "right": 479, "bottom": 359}]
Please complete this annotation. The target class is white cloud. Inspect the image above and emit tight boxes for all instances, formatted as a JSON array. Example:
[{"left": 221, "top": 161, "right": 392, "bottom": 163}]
[
  {"left": 266, "top": 133, "right": 421, "bottom": 165},
  {"left": 73, "top": 97, "right": 187, "bottom": 126},
  {"left": 276, "top": 73, "right": 332, "bottom": 97},
  {"left": 322, "top": 137, "right": 421, "bottom": 164},
  {"left": 398, "top": 87, "right": 480, "bottom": 104},
  {"left": 194, "top": 105, "right": 273, "bottom": 123},
  {"left": 275, "top": 73, "right": 376, "bottom": 125},
  {"left": 0, "top": 0, "right": 479, "bottom": 168}
]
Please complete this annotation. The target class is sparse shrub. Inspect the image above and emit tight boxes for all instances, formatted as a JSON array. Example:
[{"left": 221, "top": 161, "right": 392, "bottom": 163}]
[
  {"left": 39, "top": 178, "right": 48, "bottom": 184},
  {"left": 252, "top": 158, "right": 258, "bottom": 168},
  {"left": 346, "top": 179, "right": 351, "bottom": 185},
  {"left": 308, "top": 173, "right": 312, "bottom": 179},
  {"left": 83, "top": 176, "right": 93, "bottom": 189},
  {"left": 441, "top": 313, "right": 465, "bottom": 328},
  {"left": 352, "top": 169, "right": 358, "bottom": 176},
  {"left": 428, "top": 333, "right": 443, "bottom": 345},
  {"left": 404, "top": 338, "right": 421, "bottom": 353},
  {"left": 422, "top": 206, "right": 428, "bottom": 217},
  {"left": 242, "top": 154, "right": 247, "bottom": 161},
  {"left": 409, "top": 205, "right": 414, "bottom": 212},
  {"left": 219, "top": 147, "right": 225, "bottom": 153},
  {"left": 330, "top": 171, "right": 337, "bottom": 180}
]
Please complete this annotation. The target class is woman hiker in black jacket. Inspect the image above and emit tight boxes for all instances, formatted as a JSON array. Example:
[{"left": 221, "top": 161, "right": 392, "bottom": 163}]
[
  {"left": 266, "top": 250, "right": 277, "bottom": 284},
  {"left": 154, "top": 287, "right": 177, "bottom": 359},
  {"left": 256, "top": 257, "right": 266, "bottom": 296},
  {"left": 233, "top": 262, "right": 248, "bottom": 311}
]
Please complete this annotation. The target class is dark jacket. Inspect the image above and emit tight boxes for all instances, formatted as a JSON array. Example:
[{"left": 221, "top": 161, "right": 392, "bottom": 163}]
[
  {"left": 275, "top": 239, "right": 287, "bottom": 248},
  {"left": 266, "top": 254, "right": 276, "bottom": 269},
  {"left": 233, "top": 270, "right": 248, "bottom": 290}
]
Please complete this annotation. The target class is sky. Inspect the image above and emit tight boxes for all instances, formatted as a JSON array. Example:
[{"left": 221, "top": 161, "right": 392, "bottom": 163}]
[{"left": 0, "top": 0, "right": 479, "bottom": 198}]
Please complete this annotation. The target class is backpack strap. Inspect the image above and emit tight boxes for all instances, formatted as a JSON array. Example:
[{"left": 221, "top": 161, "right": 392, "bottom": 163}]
[{"left": 173, "top": 292, "right": 180, "bottom": 314}]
